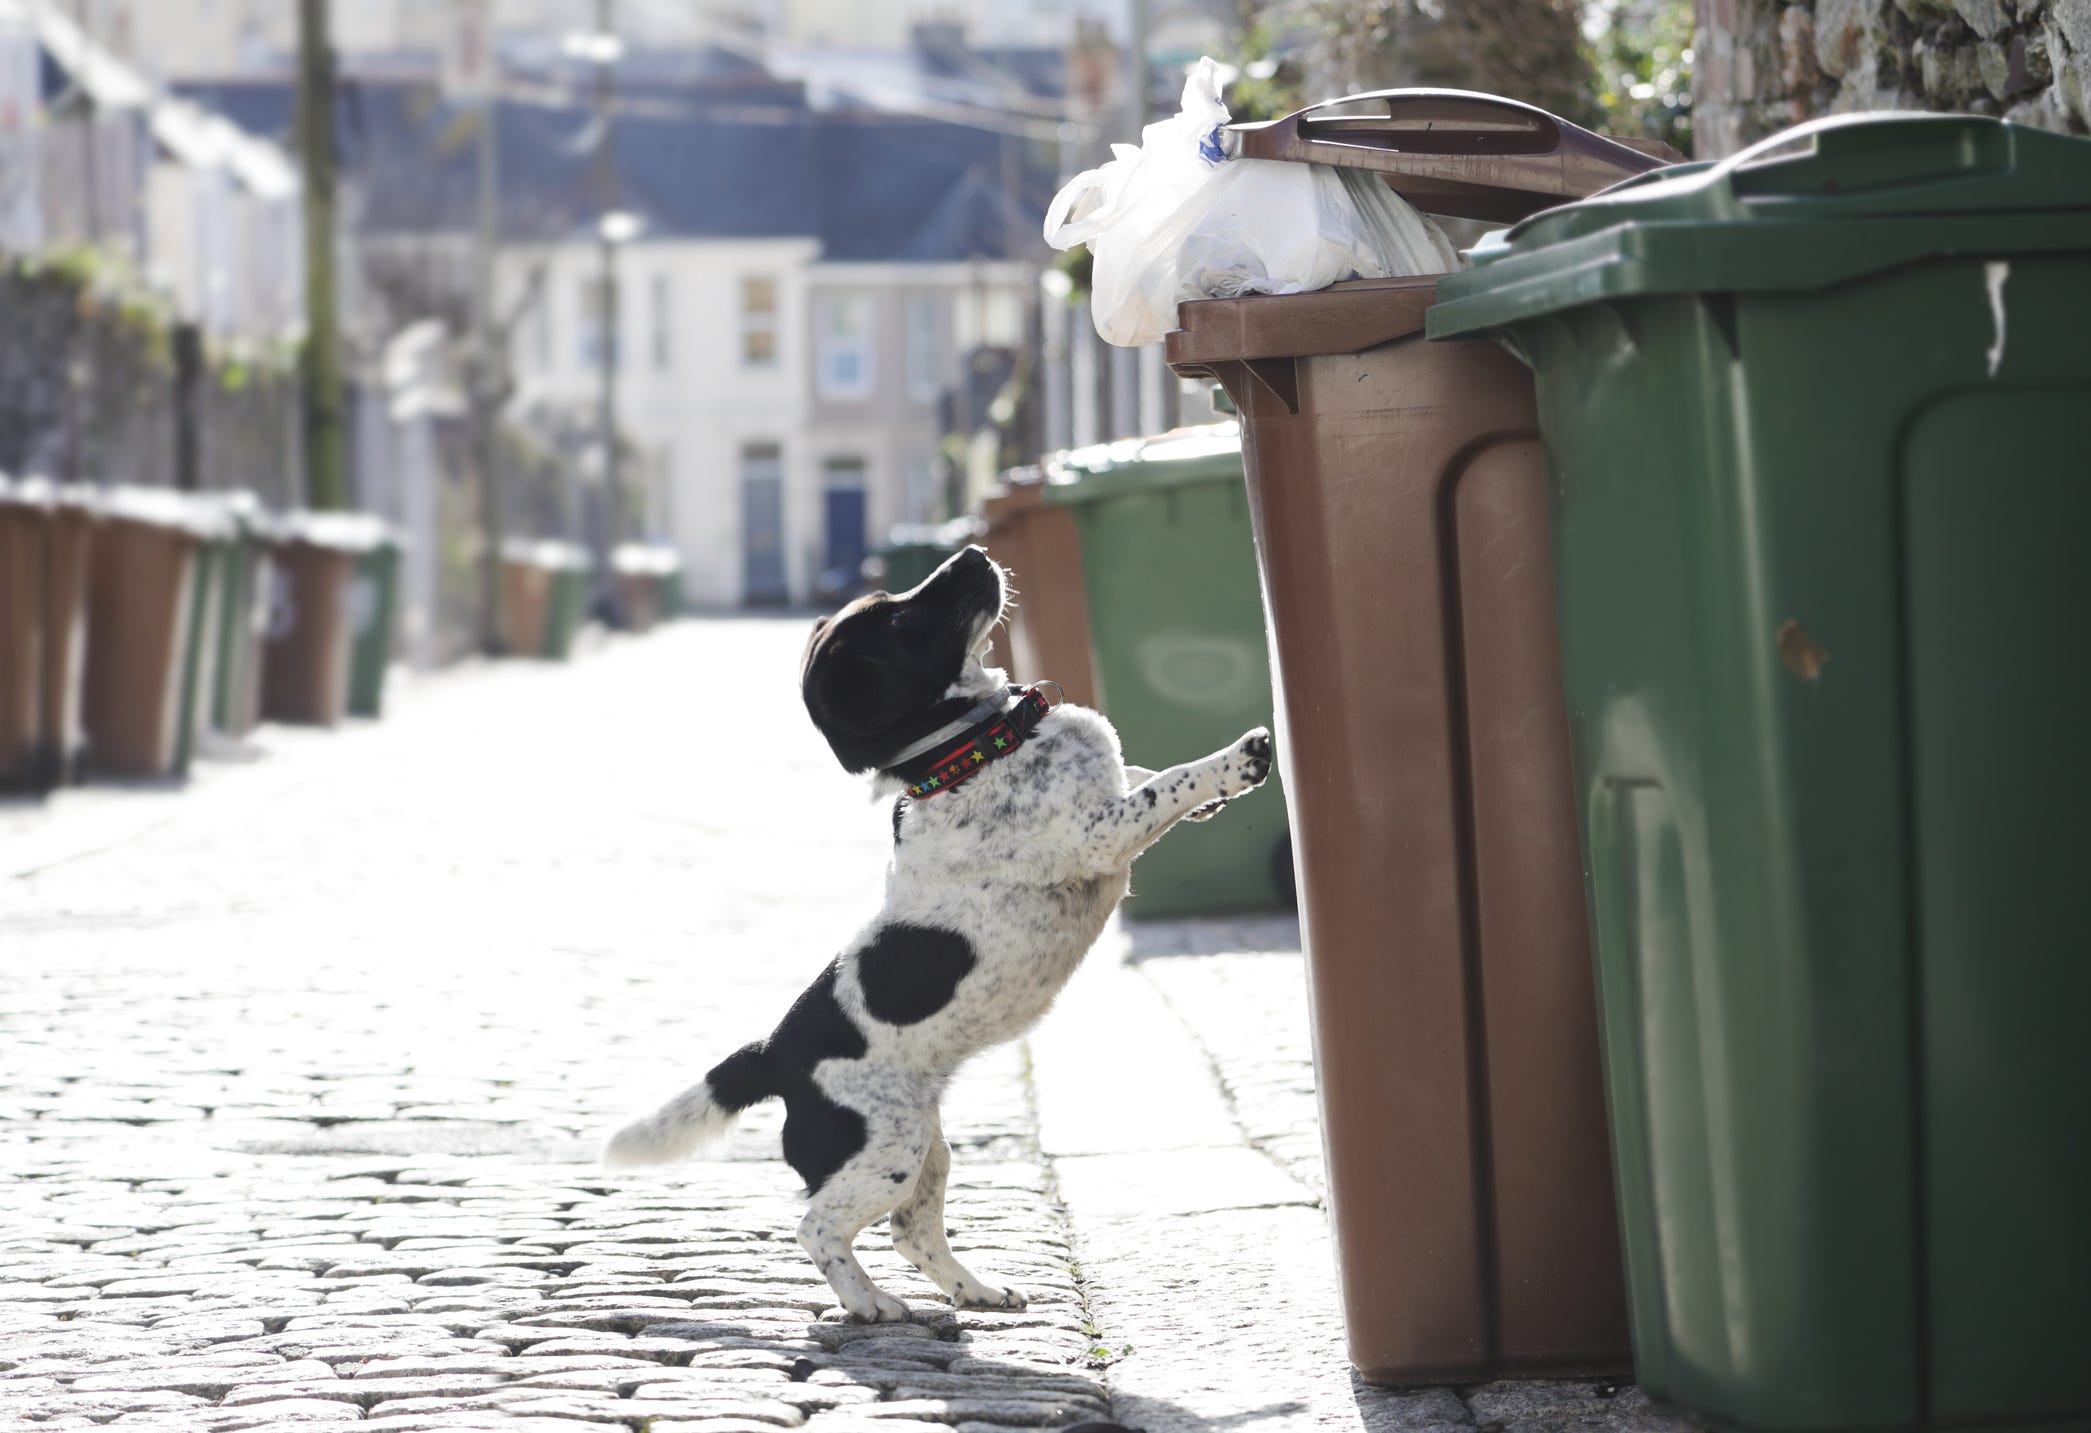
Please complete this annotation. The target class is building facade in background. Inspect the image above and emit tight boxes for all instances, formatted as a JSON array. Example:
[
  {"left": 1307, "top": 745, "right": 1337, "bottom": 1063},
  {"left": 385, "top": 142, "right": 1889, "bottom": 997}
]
[{"left": 13, "top": 0, "right": 1195, "bottom": 616}]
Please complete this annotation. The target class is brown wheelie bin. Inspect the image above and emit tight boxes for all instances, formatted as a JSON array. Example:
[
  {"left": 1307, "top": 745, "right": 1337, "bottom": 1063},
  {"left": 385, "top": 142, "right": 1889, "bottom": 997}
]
[
  {"left": 41, "top": 487, "right": 97, "bottom": 785},
  {"left": 500, "top": 541, "right": 554, "bottom": 657},
  {"left": 1165, "top": 91, "right": 1676, "bottom": 1385},
  {"left": 81, "top": 490, "right": 212, "bottom": 778},
  {"left": 978, "top": 474, "right": 1097, "bottom": 708},
  {"left": 260, "top": 514, "right": 381, "bottom": 726},
  {"left": 0, "top": 480, "right": 43, "bottom": 788},
  {"left": 3, "top": 481, "right": 100, "bottom": 790}
]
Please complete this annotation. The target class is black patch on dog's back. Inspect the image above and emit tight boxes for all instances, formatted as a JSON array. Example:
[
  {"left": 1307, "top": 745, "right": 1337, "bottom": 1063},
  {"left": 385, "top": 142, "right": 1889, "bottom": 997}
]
[
  {"left": 857, "top": 922, "right": 977, "bottom": 1026},
  {"left": 761, "top": 961, "right": 871, "bottom": 1194}
]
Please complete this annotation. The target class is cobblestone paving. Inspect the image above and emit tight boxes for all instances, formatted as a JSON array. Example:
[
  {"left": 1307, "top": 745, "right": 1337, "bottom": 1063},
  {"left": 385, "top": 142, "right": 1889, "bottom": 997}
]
[
  {"left": 4, "top": 617, "right": 1704, "bottom": 1433},
  {"left": 2, "top": 624, "right": 1107, "bottom": 1432}
]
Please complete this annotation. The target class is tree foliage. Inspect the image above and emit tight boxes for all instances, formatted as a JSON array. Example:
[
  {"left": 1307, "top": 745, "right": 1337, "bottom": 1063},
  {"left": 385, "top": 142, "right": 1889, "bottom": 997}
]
[
  {"left": 1584, "top": 0, "right": 1696, "bottom": 153},
  {"left": 1228, "top": 0, "right": 1693, "bottom": 150},
  {"left": 1237, "top": 0, "right": 1602, "bottom": 127}
]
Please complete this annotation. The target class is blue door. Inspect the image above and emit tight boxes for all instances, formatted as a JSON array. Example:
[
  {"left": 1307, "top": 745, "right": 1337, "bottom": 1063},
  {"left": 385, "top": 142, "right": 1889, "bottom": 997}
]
[{"left": 822, "top": 484, "right": 868, "bottom": 598}]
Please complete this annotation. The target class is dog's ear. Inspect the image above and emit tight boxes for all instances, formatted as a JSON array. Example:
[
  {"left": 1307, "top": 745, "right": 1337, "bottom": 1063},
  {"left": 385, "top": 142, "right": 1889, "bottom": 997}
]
[
  {"left": 800, "top": 617, "right": 830, "bottom": 674},
  {"left": 805, "top": 642, "right": 926, "bottom": 773}
]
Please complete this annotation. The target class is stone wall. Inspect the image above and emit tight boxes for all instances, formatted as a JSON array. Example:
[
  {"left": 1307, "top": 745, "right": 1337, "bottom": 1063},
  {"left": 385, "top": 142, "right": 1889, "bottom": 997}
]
[{"left": 1694, "top": 0, "right": 2090, "bottom": 154}]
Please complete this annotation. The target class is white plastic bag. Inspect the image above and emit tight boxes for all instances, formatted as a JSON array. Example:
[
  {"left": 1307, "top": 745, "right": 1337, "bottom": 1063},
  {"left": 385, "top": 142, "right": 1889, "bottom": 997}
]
[{"left": 1044, "top": 58, "right": 1461, "bottom": 347}]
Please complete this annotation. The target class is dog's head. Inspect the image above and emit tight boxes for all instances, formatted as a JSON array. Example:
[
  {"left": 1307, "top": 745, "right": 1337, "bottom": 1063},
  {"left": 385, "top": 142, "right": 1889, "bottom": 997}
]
[{"left": 802, "top": 545, "right": 1008, "bottom": 774}]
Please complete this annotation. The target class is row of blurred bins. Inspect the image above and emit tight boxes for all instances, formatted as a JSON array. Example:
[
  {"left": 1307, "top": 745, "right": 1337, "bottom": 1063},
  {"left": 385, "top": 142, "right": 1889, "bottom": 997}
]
[
  {"left": 1, "top": 477, "right": 684, "bottom": 793},
  {"left": 498, "top": 542, "right": 685, "bottom": 657}
]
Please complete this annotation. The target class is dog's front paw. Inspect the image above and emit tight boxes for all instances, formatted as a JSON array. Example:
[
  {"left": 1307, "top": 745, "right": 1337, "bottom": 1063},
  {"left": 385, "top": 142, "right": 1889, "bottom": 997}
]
[
  {"left": 1234, "top": 728, "right": 1273, "bottom": 787},
  {"left": 953, "top": 1281, "right": 1029, "bottom": 1311},
  {"left": 835, "top": 1286, "right": 911, "bottom": 1323}
]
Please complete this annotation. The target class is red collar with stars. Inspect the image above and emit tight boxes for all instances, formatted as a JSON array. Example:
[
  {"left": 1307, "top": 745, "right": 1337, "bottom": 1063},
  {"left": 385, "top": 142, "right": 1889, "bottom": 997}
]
[{"left": 890, "top": 685, "right": 1055, "bottom": 799}]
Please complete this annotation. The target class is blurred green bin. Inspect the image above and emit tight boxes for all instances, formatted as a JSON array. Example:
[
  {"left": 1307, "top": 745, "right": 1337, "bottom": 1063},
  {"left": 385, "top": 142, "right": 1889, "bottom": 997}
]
[
  {"left": 172, "top": 513, "right": 228, "bottom": 773},
  {"left": 1428, "top": 113, "right": 2091, "bottom": 1432},
  {"left": 1045, "top": 425, "right": 1291, "bottom": 919},
  {"left": 348, "top": 532, "right": 401, "bottom": 716},
  {"left": 206, "top": 493, "right": 267, "bottom": 739},
  {"left": 869, "top": 518, "right": 975, "bottom": 594},
  {"left": 542, "top": 542, "right": 590, "bottom": 661}
]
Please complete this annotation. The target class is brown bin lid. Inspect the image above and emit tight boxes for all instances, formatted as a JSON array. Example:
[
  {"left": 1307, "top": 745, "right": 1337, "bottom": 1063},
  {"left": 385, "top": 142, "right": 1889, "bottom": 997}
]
[
  {"left": 1169, "top": 276, "right": 1439, "bottom": 376},
  {"left": 1227, "top": 88, "right": 1680, "bottom": 225}
]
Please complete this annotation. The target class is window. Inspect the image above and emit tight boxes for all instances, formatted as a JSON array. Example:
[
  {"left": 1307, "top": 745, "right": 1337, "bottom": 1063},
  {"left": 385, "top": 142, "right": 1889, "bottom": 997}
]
[
  {"left": 650, "top": 272, "right": 672, "bottom": 373},
  {"left": 579, "top": 276, "right": 617, "bottom": 371},
  {"left": 740, "top": 276, "right": 778, "bottom": 367},
  {"left": 815, "top": 293, "right": 873, "bottom": 400},
  {"left": 904, "top": 292, "right": 940, "bottom": 403}
]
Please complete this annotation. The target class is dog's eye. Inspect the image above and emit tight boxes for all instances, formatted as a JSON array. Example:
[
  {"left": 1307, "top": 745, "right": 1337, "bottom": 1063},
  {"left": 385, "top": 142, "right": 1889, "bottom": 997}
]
[{"left": 889, "top": 608, "right": 915, "bottom": 628}]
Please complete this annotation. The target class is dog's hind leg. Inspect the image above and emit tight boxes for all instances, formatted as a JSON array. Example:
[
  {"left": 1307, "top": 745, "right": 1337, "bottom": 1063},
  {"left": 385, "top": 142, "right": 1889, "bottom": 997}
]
[
  {"left": 797, "top": 1067, "right": 934, "bottom": 1323},
  {"left": 890, "top": 1110, "right": 1027, "bottom": 1311}
]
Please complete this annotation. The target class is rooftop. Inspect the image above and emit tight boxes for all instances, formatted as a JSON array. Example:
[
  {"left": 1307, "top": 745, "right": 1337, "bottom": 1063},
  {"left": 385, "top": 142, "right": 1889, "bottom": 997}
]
[{"left": 178, "top": 66, "right": 1053, "bottom": 263}]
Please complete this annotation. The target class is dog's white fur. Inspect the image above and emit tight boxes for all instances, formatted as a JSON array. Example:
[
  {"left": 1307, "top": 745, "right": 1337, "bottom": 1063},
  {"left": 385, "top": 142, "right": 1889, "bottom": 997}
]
[{"left": 606, "top": 585, "right": 1271, "bottom": 1322}]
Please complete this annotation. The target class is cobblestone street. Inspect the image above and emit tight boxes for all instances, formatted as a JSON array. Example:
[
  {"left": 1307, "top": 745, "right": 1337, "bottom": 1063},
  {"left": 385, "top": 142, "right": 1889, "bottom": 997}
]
[{"left": 3, "top": 618, "right": 1696, "bottom": 1433}]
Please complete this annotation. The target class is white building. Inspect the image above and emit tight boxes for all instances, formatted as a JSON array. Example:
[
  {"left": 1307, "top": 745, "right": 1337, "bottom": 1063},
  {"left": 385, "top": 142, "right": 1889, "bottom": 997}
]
[
  {"left": 505, "top": 236, "right": 1031, "bottom": 609},
  {"left": 168, "top": 39, "right": 1058, "bottom": 609}
]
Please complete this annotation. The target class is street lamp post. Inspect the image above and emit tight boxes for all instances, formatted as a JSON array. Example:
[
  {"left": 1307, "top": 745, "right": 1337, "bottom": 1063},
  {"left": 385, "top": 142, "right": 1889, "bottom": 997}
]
[
  {"left": 571, "top": 0, "right": 630, "bottom": 616},
  {"left": 597, "top": 208, "right": 639, "bottom": 560}
]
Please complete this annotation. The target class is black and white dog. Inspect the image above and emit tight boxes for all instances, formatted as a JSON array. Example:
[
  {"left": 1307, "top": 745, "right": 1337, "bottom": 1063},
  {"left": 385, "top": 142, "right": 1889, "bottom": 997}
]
[{"left": 604, "top": 546, "right": 1272, "bottom": 1322}]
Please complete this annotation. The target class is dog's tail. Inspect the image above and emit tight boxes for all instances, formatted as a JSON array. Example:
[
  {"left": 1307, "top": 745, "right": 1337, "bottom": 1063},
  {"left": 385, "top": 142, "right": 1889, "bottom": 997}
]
[{"left": 602, "top": 1041, "right": 776, "bottom": 1169}]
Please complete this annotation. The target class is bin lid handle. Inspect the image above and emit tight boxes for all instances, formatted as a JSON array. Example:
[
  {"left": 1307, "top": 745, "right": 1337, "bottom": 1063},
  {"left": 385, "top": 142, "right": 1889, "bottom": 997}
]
[{"left": 1226, "top": 87, "right": 1681, "bottom": 224}]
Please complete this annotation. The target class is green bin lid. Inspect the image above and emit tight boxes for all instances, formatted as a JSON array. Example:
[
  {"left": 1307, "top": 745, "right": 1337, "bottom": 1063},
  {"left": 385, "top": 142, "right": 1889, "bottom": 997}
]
[
  {"left": 1042, "top": 424, "right": 1244, "bottom": 506},
  {"left": 1427, "top": 112, "right": 2091, "bottom": 340},
  {"left": 880, "top": 516, "right": 982, "bottom": 552}
]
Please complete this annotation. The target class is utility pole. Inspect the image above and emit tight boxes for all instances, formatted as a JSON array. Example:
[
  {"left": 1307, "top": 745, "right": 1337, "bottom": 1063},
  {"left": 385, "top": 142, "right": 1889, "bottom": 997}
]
[
  {"left": 592, "top": 0, "right": 626, "bottom": 575},
  {"left": 296, "top": 0, "right": 348, "bottom": 510},
  {"left": 470, "top": 87, "right": 504, "bottom": 652}
]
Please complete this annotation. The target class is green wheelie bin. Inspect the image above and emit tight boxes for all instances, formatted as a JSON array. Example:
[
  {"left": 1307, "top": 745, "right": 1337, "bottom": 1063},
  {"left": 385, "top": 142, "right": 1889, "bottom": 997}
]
[
  {"left": 204, "top": 493, "right": 267, "bottom": 740},
  {"left": 1427, "top": 112, "right": 2091, "bottom": 1433},
  {"left": 171, "top": 504, "right": 233, "bottom": 773},
  {"left": 1045, "top": 425, "right": 1292, "bottom": 920},
  {"left": 541, "top": 542, "right": 590, "bottom": 661},
  {"left": 869, "top": 519, "right": 976, "bottom": 596},
  {"left": 347, "top": 530, "right": 401, "bottom": 717}
]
